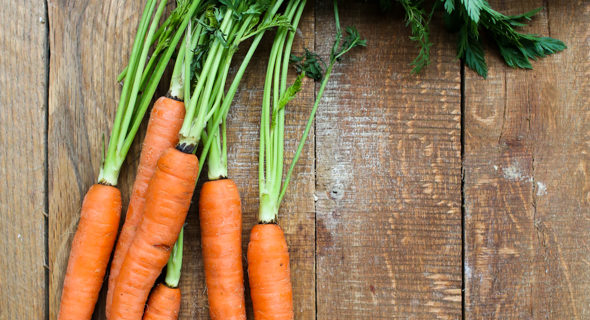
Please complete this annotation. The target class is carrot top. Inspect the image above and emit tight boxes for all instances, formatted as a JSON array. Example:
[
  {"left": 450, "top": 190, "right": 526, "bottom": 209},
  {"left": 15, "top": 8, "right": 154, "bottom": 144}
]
[
  {"left": 161, "top": 0, "right": 294, "bottom": 288},
  {"left": 98, "top": 0, "right": 202, "bottom": 186},
  {"left": 203, "top": 1, "right": 297, "bottom": 181},
  {"left": 258, "top": 0, "right": 366, "bottom": 223},
  {"left": 176, "top": 0, "right": 292, "bottom": 155}
]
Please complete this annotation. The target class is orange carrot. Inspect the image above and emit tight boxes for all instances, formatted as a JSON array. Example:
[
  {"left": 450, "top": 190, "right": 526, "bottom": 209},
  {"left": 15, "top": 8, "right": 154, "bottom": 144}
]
[
  {"left": 58, "top": 184, "right": 121, "bottom": 320},
  {"left": 57, "top": 0, "right": 201, "bottom": 317},
  {"left": 198, "top": 179, "right": 245, "bottom": 320},
  {"left": 106, "top": 96, "right": 185, "bottom": 318},
  {"left": 247, "top": 224, "right": 293, "bottom": 320},
  {"left": 143, "top": 283, "right": 181, "bottom": 320},
  {"left": 110, "top": 147, "right": 198, "bottom": 320}
]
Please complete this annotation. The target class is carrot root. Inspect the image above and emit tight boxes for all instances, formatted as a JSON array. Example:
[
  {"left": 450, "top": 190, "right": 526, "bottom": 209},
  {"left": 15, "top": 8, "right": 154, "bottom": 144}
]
[
  {"left": 110, "top": 148, "right": 198, "bottom": 320},
  {"left": 247, "top": 223, "right": 293, "bottom": 320},
  {"left": 143, "top": 283, "right": 181, "bottom": 320},
  {"left": 199, "top": 179, "right": 246, "bottom": 320},
  {"left": 58, "top": 184, "right": 121, "bottom": 320},
  {"left": 106, "top": 97, "right": 185, "bottom": 318}
]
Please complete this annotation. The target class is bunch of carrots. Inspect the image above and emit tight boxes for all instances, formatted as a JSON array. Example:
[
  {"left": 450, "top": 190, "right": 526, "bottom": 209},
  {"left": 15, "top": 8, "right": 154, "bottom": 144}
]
[{"left": 56, "top": 0, "right": 363, "bottom": 319}]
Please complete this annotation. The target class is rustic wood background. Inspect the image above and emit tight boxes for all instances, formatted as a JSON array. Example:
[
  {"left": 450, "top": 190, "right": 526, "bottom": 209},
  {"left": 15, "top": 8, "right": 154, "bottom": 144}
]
[{"left": 1, "top": 0, "right": 588, "bottom": 319}]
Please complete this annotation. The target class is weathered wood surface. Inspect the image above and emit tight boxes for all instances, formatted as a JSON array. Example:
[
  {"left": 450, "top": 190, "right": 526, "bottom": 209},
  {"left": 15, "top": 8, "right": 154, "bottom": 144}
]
[
  {"left": 1, "top": 0, "right": 589, "bottom": 319},
  {"left": 0, "top": 0, "right": 48, "bottom": 319},
  {"left": 314, "top": 2, "right": 462, "bottom": 319},
  {"left": 463, "top": 0, "right": 590, "bottom": 319}
]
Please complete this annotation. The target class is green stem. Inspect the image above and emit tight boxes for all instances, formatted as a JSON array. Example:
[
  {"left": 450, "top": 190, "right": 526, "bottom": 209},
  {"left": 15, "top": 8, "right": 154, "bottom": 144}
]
[
  {"left": 183, "top": 20, "right": 194, "bottom": 110},
  {"left": 198, "top": 0, "right": 287, "bottom": 179},
  {"left": 278, "top": 61, "right": 333, "bottom": 204},
  {"left": 120, "top": 0, "right": 204, "bottom": 163},
  {"left": 99, "top": 0, "right": 158, "bottom": 185},
  {"left": 206, "top": 13, "right": 255, "bottom": 180},
  {"left": 261, "top": 29, "right": 283, "bottom": 195},
  {"left": 117, "top": 65, "right": 127, "bottom": 82},
  {"left": 165, "top": 227, "right": 183, "bottom": 288},
  {"left": 274, "top": 1, "right": 305, "bottom": 198},
  {"left": 168, "top": 34, "right": 187, "bottom": 99},
  {"left": 206, "top": 55, "right": 233, "bottom": 180},
  {"left": 116, "top": 0, "right": 168, "bottom": 153},
  {"left": 179, "top": 9, "right": 234, "bottom": 147},
  {"left": 258, "top": 0, "right": 305, "bottom": 222}
]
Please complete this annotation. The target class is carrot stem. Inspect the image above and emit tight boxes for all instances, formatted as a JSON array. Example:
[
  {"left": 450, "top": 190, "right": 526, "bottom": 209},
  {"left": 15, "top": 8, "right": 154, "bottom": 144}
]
[
  {"left": 99, "top": 0, "right": 157, "bottom": 185},
  {"left": 258, "top": 0, "right": 306, "bottom": 223},
  {"left": 165, "top": 227, "right": 184, "bottom": 288},
  {"left": 116, "top": 0, "right": 169, "bottom": 153},
  {"left": 206, "top": 14, "right": 255, "bottom": 180},
  {"left": 278, "top": 61, "right": 333, "bottom": 204},
  {"left": 178, "top": 9, "right": 234, "bottom": 149},
  {"left": 168, "top": 37, "right": 186, "bottom": 100},
  {"left": 99, "top": 0, "right": 203, "bottom": 185},
  {"left": 120, "top": 0, "right": 204, "bottom": 159},
  {"left": 198, "top": 0, "right": 288, "bottom": 178}
]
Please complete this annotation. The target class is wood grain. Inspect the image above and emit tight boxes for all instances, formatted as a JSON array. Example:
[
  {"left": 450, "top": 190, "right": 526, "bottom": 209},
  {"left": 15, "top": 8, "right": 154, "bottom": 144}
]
[
  {"left": 178, "top": 5, "right": 317, "bottom": 319},
  {"left": 314, "top": 1, "right": 462, "bottom": 319},
  {"left": 47, "top": 0, "right": 146, "bottom": 318},
  {"left": 463, "top": 1, "right": 590, "bottom": 318},
  {"left": 0, "top": 0, "right": 48, "bottom": 319}
]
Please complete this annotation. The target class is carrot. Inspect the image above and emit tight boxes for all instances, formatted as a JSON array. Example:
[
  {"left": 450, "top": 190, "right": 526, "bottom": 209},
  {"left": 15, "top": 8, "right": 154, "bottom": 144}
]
[
  {"left": 110, "top": 147, "right": 198, "bottom": 320},
  {"left": 195, "top": 1, "right": 294, "bottom": 314},
  {"left": 57, "top": 0, "right": 195, "bottom": 317},
  {"left": 247, "top": 1, "right": 364, "bottom": 318},
  {"left": 245, "top": 2, "right": 305, "bottom": 318},
  {"left": 143, "top": 284, "right": 181, "bottom": 320},
  {"left": 57, "top": 185, "right": 121, "bottom": 320},
  {"left": 110, "top": 2, "right": 289, "bottom": 317},
  {"left": 143, "top": 226, "right": 184, "bottom": 320},
  {"left": 106, "top": 96, "right": 185, "bottom": 318},
  {"left": 247, "top": 224, "right": 293, "bottom": 320},
  {"left": 199, "top": 179, "right": 245, "bottom": 319}
]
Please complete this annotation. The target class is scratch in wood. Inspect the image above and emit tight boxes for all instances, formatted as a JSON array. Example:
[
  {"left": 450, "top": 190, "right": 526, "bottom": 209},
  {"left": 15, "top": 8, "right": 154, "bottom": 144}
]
[{"left": 499, "top": 73, "right": 508, "bottom": 144}]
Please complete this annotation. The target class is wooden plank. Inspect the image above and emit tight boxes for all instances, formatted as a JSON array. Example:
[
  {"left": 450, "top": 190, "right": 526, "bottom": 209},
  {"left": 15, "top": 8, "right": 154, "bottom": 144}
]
[
  {"left": 463, "top": 1, "right": 590, "bottom": 318},
  {"left": 48, "top": 1, "right": 146, "bottom": 318},
  {"left": 314, "top": 1, "right": 462, "bottom": 319},
  {"left": 0, "top": 0, "right": 48, "bottom": 318},
  {"left": 178, "top": 5, "right": 317, "bottom": 319}
]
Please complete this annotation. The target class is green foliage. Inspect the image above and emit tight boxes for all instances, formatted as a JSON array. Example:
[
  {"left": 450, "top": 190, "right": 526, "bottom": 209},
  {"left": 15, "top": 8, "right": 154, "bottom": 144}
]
[
  {"left": 337, "top": 26, "right": 367, "bottom": 59},
  {"left": 290, "top": 49, "right": 326, "bottom": 81},
  {"left": 457, "top": 25, "right": 487, "bottom": 77},
  {"left": 460, "top": 0, "right": 486, "bottom": 23},
  {"left": 272, "top": 73, "right": 305, "bottom": 130},
  {"left": 443, "top": 0, "right": 454, "bottom": 14},
  {"left": 242, "top": 14, "right": 293, "bottom": 41},
  {"left": 290, "top": 6, "right": 365, "bottom": 81},
  {"left": 479, "top": 5, "right": 566, "bottom": 72},
  {"left": 378, "top": 0, "right": 566, "bottom": 77}
]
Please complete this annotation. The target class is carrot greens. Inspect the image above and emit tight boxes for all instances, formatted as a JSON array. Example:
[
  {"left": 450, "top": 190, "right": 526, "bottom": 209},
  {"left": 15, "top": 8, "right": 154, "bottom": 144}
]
[
  {"left": 379, "top": 0, "right": 566, "bottom": 77},
  {"left": 196, "top": 0, "right": 294, "bottom": 179},
  {"left": 258, "top": 0, "right": 365, "bottom": 223},
  {"left": 163, "top": 0, "right": 295, "bottom": 290},
  {"left": 176, "top": 1, "right": 284, "bottom": 153},
  {"left": 98, "top": 0, "right": 204, "bottom": 185}
]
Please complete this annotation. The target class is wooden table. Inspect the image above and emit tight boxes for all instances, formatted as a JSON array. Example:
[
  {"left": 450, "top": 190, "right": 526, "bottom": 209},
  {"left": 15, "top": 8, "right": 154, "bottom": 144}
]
[{"left": 2, "top": 0, "right": 588, "bottom": 319}]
